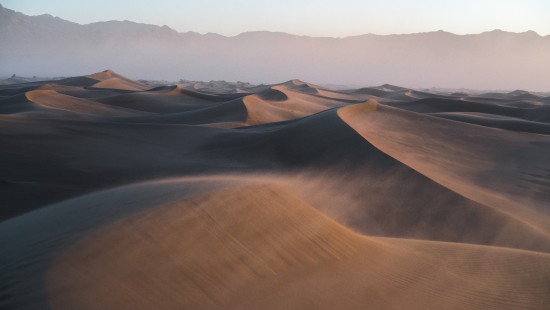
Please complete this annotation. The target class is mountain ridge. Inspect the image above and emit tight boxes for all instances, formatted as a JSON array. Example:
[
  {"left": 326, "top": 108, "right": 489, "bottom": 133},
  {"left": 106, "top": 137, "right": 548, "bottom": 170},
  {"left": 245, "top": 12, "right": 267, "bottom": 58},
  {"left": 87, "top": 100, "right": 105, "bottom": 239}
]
[
  {"left": 0, "top": 4, "right": 545, "bottom": 38},
  {"left": 1, "top": 4, "right": 549, "bottom": 90}
]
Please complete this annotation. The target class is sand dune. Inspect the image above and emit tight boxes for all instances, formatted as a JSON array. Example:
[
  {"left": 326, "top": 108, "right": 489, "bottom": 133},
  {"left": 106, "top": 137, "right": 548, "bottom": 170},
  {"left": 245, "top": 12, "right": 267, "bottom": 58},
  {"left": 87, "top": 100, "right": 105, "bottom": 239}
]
[
  {"left": 46, "top": 184, "right": 550, "bottom": 310},
  {"left": 1, "top": 71, "right": 549, "bottom": 309},
  {"left": 338, "top": 102, "right": 550, "bottom": 232},
  {"left": 88, "top": 70, "right": 151, "bottom": 91},
  {"left": 25, "top": 89, "right": 142, "bottom": 117},
  {"left": 430, "top": 112, "right": 550, "bottom": 135}
]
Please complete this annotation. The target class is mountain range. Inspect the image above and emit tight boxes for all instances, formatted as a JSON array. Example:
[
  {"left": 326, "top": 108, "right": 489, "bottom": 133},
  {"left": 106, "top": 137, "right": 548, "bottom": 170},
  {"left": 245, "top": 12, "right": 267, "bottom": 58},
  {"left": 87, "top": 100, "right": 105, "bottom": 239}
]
[{"left": 1, "top": 4, "right": 549, "bottom": 90}]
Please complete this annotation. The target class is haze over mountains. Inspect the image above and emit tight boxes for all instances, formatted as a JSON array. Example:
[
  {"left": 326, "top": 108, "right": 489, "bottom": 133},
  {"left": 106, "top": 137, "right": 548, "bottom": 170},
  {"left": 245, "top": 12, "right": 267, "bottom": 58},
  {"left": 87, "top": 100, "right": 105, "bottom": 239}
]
[{"left": 1, "top": 4, "right": 549, "bottom": 91}]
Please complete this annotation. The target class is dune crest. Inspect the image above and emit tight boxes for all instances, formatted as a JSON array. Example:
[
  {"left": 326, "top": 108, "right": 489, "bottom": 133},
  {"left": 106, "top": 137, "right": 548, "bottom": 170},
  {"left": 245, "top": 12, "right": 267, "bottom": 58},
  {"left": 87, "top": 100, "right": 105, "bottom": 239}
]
[
  {"left": 88, "top": 70, "right": 150, "bottom": 91},
  {"left": 338, "top": 103, "right": 550, "bottom": 234}
]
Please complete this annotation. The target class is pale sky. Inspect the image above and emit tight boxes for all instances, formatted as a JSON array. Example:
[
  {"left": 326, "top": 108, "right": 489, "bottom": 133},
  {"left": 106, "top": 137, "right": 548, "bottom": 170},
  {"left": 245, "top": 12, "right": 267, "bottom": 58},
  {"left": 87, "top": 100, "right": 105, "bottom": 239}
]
[{"left": 2, "top": 0, "right": 549, "bottom": 37}]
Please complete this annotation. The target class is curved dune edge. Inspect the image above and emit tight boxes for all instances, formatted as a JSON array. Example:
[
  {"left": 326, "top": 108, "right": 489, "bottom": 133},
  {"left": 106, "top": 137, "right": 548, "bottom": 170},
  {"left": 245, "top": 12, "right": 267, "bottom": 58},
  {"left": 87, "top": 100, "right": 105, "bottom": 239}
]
[
  {"left": 88, "top": 70, "right": 150, "bottom": 91},
  {"left": 242, "top": 85, "right": 349, "bottom": 125},
  {"left": 24, "top": 89, "right": 142, "bottom": 116},
  {"left": 91, "top": 78, "right": 150, "bottom": 91},
  {"left": 337, "top": 102, "right": 550, "bottom": 235},
  {"left": 46, "top": 183, "right": 550, "bottom": 309}
]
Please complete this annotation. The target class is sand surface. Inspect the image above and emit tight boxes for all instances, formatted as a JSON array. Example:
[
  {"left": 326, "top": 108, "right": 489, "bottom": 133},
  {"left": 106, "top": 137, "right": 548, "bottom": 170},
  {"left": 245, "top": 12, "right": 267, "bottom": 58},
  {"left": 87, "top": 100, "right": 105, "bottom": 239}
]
[{"left": 1, "top": 70, "right": 550, "bottom": 309}]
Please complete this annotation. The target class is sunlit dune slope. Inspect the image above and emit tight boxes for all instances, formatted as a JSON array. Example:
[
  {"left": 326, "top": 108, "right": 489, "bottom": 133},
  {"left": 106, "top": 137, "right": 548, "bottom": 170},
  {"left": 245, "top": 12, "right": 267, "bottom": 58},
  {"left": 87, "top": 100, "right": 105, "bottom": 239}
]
[
  {"left": 88, "top": 69, "right": 151, "bottom": 91},
  {"left": 41, "top": 183, "right": 550, "bottom": 309},
  {"left": 338, "top": 101, "right": 550, "bottom": 234}
]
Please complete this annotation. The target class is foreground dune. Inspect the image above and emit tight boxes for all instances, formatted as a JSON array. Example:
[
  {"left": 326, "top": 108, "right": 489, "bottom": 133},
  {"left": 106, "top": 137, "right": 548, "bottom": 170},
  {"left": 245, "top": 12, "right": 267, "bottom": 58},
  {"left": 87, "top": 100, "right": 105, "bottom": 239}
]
[
  {"left": 1, "top": 70, "right": 549, "bottom": 309},
  {"left": 44, "top": 183, "right": 550, "bottom": 309}
]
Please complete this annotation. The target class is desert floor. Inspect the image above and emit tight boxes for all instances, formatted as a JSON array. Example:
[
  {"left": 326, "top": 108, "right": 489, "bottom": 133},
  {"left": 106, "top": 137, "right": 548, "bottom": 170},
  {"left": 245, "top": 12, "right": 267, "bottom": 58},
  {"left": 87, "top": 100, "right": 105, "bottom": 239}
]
[{"left": 1, "top": 70, "right": 550, "bottom": 309}]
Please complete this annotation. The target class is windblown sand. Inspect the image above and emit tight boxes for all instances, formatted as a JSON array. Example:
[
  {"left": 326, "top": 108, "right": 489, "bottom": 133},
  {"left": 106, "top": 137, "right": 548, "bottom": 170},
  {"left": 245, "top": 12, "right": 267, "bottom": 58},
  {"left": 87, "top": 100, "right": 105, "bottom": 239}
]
[{"left": 1, "top": 70, "right": 549, "bottom": 309}]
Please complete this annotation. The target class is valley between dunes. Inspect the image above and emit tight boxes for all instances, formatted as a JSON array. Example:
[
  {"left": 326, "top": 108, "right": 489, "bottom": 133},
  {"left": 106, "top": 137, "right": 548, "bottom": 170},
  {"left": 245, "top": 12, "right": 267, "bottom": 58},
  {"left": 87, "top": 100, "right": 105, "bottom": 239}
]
[{"left": 1, "top": 70, "right": 550, "bottom": 309}]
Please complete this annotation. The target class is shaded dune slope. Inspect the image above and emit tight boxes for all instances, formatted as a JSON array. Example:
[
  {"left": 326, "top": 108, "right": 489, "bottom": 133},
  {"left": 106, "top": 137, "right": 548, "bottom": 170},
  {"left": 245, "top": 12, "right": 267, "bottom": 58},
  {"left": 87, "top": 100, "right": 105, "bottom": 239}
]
[{"left": 430, "top": 112, "right": 550, "bottom": 135}]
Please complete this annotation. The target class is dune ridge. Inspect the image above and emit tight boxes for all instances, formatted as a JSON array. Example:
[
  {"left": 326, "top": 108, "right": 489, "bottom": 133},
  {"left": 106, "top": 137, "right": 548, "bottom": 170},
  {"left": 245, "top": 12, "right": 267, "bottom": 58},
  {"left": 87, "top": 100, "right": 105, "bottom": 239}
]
[
  {"left": 338, "top": 103, "right": 550, "bottom": 232},
  {"left": 1, "top": 71, "right": 549, "bottom": 309}
]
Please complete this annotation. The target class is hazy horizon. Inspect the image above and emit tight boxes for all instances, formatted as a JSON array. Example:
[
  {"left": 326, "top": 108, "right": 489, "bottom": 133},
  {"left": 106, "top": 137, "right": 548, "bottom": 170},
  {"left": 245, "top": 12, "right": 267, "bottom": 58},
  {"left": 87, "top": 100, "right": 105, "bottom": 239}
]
[
  {"left": 2, "top": 0, "right": 549, "bottom": 37},
  {"left": 1, "top": 3, "right": 549, "bottom": 91}
]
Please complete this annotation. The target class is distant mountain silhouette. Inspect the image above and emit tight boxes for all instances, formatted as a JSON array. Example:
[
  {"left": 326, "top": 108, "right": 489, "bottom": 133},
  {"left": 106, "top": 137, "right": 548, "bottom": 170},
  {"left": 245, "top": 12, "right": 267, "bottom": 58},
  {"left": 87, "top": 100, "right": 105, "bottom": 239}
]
[{"left": 1, "top": 4, "right": 549, "bottom": 90}]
